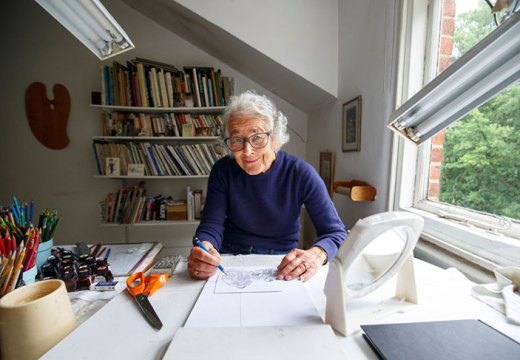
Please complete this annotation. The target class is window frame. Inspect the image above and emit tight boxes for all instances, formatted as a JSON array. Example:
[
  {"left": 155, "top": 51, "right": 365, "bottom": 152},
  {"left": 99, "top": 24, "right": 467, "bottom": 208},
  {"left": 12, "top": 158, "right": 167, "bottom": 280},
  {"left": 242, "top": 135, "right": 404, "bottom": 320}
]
[{"left": 390, "top": 0, "right": 520, "bottom": 271}]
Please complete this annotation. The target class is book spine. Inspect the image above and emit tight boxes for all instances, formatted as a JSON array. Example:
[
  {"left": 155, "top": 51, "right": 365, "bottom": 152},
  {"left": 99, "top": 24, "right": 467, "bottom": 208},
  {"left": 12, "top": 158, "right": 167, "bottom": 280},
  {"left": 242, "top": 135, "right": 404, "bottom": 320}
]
[
  {"left": 210, "top": 69, "right": 219, "bottom": 106},
  {"left": 92, "top": 141, "right": 103, "bottom": 175},
  {"left": 193, "top": 190, "right": 202, "bottom": 219},
  {"left": 172, "top": 146, "right": 194, "bottom": 175},
  {"left": 166, "top": 145, "right": 188, "bottom": 175},
  {"left": 149, "top": 68, "right": 159, "bottom": 107},
  {"left": 191, "top": 68, "right": 202, "bottom": 107},
  {"left": 100, "top": 65, "right": 106, "bottom": 105},
  {"left": 125, "top": 69, "right": 133, "bottom": 107},
  {"left": 202, "top": 74, "right": 210, "bottom": 107},
  {"left": 186, "top": 186, "right": 194, "bottom": 221},
  {"left": 158, "top": 68, "right": 169, "bottom": 108},
  {"left": 136, "top": 63, "right": 149, "bottom": 107},
  {"left": 145, "top": 143, "right": 162, "bottom": 176},
  {"left": 165, "top": 72, "right": 174, "bottom": 108}
]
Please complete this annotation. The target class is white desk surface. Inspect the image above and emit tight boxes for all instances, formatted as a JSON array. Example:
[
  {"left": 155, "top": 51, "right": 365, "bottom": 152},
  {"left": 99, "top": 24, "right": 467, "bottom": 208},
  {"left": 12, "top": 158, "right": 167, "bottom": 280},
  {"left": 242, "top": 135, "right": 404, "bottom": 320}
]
[{"left": 42, "top": 255, "right": 520, "bottom": 360}]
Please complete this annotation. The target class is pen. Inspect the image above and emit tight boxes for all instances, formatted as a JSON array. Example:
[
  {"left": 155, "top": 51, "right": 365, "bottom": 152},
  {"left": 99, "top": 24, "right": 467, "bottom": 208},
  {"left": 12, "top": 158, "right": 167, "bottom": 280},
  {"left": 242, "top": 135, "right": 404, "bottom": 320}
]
[
  {"left": 91, "top": 243, "right": 101, "bottom": 257},
  {"left": 97, "top": 246, "right": 107, "bottom": 258},
  {"left": 193, "top": 237, "right": 227, "bottom": 275}
]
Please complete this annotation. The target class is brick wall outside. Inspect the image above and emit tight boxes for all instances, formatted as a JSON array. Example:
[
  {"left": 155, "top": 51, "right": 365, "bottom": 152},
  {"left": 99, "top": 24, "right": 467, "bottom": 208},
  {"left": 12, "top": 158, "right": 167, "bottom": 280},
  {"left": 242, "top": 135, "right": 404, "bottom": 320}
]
[{"left": 428, "top": 0, "right": 456, "bottom": 200}]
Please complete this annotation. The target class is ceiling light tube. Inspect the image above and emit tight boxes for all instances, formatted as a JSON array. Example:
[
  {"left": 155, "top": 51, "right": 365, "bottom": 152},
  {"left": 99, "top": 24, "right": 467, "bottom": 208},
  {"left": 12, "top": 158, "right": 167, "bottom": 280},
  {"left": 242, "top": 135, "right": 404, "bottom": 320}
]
[
  {"left": 388, "top": 10, "right": 520, "bottom": 144},
  {"left": 35, "top": 0, "right": 134, "bottom": 60}
]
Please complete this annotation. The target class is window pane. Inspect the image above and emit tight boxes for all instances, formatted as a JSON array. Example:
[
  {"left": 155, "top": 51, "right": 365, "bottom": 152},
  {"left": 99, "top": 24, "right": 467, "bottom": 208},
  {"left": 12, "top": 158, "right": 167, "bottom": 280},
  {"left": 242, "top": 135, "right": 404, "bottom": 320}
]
[{"left": 427, "top": 0, "right": 520, "bottom": 221}]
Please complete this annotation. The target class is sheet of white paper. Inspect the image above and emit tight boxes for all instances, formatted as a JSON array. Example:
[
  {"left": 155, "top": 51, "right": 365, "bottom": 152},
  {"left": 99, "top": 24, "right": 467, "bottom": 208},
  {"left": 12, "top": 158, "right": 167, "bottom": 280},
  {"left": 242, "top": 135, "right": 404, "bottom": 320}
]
[
  {"left": 185, "top": 266, "right": 323, "bottom": 328},
  {"left": 215, "top": 266, "right": 283, "bottom": 293},
  {"left": 163, "top": 325, "right": 346, "bottom": 360}
]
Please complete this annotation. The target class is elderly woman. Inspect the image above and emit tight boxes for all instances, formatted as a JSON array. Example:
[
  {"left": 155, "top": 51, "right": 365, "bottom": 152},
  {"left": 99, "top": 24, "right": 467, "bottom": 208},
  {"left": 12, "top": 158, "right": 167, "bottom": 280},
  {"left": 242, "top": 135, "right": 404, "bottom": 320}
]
[{"left": 188, "top": 91, "right": 346, "bottom": 282}]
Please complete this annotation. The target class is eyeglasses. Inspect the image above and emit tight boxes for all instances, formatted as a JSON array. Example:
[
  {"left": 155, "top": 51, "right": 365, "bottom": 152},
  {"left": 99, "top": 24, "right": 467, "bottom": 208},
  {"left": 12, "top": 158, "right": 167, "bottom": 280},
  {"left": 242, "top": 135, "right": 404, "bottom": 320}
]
[{"left": 224, "top": 132, "right": 271, "bottom": 152}]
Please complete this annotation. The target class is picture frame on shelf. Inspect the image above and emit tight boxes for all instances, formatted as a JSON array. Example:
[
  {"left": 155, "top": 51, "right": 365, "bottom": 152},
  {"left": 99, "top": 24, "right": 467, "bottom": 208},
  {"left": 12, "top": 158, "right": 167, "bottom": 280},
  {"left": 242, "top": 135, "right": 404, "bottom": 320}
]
[
  {"left": 106, "top": 157, "right": 121, "bottom": 176},
  {"left": 342, "top": 96, "right": 362, "bottom": 152},
  {"left": 319, "top": 151, "right": 335, "bottom": 197},
  {"left": 128, "top": 164, "right": 145, "bottom": 176}
]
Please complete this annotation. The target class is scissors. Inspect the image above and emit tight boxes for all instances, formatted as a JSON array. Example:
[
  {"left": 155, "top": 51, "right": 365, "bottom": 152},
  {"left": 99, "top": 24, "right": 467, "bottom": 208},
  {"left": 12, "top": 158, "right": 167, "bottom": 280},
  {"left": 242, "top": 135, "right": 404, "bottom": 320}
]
[{"left": 126, "top": 272, "right": 169, "bottom": 330}]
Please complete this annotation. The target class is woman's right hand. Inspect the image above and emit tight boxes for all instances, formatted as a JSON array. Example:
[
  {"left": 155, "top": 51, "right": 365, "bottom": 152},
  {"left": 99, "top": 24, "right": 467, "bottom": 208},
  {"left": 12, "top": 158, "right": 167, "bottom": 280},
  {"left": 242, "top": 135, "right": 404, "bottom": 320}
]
[{"left": 187, "top": 240, "right": 222, "bottom": 280}]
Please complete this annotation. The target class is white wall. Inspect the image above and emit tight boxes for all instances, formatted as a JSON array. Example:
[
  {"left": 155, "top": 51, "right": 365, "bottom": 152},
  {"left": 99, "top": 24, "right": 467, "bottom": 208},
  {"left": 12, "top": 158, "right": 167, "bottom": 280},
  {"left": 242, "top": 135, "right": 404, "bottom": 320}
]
[
  {"left": 176, "top": 0, "right": 339, "bottom": 97},
  {"left": 0, "top": 0, "right": 307, "bottom": 255},
  {"left": 164, "top": 0, "right": 397, "bottom": 236},
  {"left": 306, "top": 0, "right": 397, "bottom": 230}
]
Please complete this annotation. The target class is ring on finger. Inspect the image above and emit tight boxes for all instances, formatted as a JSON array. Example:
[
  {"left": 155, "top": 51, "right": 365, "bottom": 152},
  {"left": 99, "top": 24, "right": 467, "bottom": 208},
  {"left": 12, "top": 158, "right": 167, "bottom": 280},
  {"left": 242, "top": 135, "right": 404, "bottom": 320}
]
[
  {"left": 194, "top": 270, "right": 200, "bottom": 276},
  {"left": 301, "top": 263, "right": 308, "bottom": 273}
]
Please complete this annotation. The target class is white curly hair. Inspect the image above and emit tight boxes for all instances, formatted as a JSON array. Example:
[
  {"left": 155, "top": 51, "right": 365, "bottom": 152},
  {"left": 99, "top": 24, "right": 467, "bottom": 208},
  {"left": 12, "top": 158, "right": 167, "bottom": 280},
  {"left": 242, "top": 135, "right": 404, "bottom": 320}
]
[{"left": 222, "top": 90, "right": 290, "bottom": 152}]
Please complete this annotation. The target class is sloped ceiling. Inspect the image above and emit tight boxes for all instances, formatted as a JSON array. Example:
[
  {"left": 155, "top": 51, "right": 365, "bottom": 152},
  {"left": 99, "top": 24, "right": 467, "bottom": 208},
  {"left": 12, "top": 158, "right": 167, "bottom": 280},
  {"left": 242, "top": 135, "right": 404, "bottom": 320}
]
[{"left": 121, "top": 0, "right": 337, "bottom": 113}]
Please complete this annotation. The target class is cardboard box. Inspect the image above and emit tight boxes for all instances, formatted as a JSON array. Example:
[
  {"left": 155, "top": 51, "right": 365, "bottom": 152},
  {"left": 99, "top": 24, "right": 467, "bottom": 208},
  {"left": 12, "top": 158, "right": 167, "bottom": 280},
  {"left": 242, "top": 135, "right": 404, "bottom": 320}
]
[{"left": 166, "top": 201, "right": 187, "bottom": 221}]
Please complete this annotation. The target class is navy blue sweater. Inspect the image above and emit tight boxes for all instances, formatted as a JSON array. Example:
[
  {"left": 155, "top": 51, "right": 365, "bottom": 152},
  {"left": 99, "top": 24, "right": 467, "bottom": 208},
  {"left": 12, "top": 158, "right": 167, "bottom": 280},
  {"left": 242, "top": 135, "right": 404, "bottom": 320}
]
[{"left": 195, "top": 151, "right": 347, "bottom": 260}]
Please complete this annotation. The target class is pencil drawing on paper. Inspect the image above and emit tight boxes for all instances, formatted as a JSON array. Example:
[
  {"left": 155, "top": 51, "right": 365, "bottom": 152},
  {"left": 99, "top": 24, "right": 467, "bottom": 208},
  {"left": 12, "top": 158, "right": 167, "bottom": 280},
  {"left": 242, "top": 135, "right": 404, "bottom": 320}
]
[{"left": 220, "top": 268, "right": 276, "bottom": 290}]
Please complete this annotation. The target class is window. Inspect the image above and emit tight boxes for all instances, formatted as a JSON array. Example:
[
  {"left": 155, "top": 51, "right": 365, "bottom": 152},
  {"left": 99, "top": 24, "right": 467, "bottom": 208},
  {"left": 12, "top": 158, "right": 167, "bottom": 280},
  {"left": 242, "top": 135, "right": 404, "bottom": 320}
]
[{"left": 391, "top": 0, "right": 520, "bottom": 271}]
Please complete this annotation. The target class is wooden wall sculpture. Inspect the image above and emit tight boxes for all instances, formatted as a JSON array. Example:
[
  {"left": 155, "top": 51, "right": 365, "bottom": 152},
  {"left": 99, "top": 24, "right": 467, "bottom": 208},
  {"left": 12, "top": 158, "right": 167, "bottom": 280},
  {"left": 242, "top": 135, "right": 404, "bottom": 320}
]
[{"left": 25, "top": 82, "right": 70, "bottom": 150}]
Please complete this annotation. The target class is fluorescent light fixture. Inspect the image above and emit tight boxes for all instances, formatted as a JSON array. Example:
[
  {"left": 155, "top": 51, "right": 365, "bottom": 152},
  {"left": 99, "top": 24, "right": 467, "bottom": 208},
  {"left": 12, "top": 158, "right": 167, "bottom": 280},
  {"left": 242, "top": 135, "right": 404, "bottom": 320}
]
[
  {"left": 35, "top": 0, "right": 134, "bottom": 60},
  {"left": 388, "top": 9, "right": 520, "bottom": 144}
]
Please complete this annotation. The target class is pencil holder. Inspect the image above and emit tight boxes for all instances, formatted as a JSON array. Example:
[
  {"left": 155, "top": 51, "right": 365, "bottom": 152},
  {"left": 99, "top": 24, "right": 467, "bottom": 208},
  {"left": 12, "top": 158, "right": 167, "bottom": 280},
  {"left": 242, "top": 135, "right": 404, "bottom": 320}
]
[
  {"left": 22, "top": 265, "right": 38, "bottom": 285},
  {"left": 36, "top": 238, "right": 54, "bottom": 270},
  {"left": 0, "top": 279, "right": 77, "bottom": 360}
]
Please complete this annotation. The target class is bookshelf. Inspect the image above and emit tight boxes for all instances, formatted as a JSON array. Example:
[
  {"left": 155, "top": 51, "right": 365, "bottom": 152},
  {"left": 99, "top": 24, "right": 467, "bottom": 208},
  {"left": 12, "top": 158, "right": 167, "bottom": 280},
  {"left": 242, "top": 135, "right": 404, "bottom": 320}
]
[
  {"left": 92, "top": 105, "right": 225, "bottom": 227},
  {"left": 90, "top": 104, "right": 226, "bottom": 114},
  {"left": 100, "top": 220, "right": 200, "bottom": 227},
  {"left": 92, "top": 58, "right": 231, "bottom": 231},
  {"left": 91, "top": 108, "right": 225, "bottom": 177}
]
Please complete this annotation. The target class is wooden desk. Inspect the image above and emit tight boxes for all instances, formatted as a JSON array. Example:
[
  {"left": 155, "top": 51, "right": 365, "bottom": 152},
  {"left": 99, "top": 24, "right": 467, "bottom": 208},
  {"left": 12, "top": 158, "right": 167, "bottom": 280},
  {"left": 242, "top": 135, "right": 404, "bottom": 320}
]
[{"left": 42, "top": 256, "right": 520, "bottom": 359}]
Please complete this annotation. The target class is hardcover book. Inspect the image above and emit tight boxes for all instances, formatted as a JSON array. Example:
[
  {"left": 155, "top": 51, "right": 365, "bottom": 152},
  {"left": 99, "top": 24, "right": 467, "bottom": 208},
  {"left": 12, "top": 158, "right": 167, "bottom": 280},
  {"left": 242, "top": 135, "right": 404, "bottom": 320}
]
[{"left": 362, "top": 319, "right": 520, "bottom": 360}]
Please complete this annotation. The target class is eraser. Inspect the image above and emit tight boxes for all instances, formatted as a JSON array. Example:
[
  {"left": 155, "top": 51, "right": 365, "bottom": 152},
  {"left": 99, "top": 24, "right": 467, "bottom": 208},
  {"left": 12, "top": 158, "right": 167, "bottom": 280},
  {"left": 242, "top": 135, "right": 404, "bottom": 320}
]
[{"left": 90, "top": 280, "right": 119, "bottom": 291}]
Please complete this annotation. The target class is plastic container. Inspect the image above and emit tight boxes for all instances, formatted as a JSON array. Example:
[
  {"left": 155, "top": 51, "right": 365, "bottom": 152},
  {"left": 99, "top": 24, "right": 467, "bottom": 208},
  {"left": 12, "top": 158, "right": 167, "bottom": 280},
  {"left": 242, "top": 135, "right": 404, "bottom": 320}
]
[
  {"left": 36, "top": 238, "right": 54, "bottom": 270},
  {"left": 22, "top": 265, "right": 38, "bottom": 285}
]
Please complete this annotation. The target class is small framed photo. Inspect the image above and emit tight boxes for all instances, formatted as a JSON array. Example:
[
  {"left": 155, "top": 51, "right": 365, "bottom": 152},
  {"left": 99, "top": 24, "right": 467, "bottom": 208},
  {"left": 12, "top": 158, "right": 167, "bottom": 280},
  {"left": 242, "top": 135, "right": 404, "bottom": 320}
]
[
  {"left": 105, "top": 157, "right": 120, "bottom": 176},
  {"left": 319, "top": 151, "right": 335, "bottom": 197},
  {"left": 182, "top": 123, "right": 195, "bottom": 137},
  {"left": 128, "top": 163, "right": 145, "bottom": 176},
  {"left": 342, "top": 96, "right": 362, "bottom": 152}
]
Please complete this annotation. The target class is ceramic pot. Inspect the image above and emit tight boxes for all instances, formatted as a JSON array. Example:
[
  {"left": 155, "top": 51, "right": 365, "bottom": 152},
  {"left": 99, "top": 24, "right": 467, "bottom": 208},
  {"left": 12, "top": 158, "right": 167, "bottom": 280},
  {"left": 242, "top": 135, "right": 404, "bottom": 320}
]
[{"left": 0, "top": 279, "right": 77, "bottom": 360}]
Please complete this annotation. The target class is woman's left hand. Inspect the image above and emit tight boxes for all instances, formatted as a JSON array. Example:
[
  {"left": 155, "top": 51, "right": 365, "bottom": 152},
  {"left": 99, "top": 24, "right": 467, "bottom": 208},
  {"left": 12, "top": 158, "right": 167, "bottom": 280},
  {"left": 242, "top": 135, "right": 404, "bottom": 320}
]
[{"left": 276, "top": 247, "right": 326, "bottom": 282}]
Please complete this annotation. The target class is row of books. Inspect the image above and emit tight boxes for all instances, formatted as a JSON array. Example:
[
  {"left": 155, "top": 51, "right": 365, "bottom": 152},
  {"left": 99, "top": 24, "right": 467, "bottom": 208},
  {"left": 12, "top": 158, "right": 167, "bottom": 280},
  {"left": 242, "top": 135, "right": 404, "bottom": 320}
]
[
  {"left": 99, "top": 184, "right": 203, "bottom": 224},
  {"left": 93, "top": 141, "right": 224, "bottom": 176},
  {"left": 99, "top": 182, "right": 146, "bottom": 224},
  {"left": 101, "top": 112, "right": 224, "bottom": 137},
  {"left": 100, "top": 57, "right": 234, "bottom": 108}
]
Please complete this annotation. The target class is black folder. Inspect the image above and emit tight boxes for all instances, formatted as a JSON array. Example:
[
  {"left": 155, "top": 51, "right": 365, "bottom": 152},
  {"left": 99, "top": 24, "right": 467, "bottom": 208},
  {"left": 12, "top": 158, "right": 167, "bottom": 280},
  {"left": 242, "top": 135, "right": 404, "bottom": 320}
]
[{"left": 361, "top": 319, "right": 520, "bottom": 360}]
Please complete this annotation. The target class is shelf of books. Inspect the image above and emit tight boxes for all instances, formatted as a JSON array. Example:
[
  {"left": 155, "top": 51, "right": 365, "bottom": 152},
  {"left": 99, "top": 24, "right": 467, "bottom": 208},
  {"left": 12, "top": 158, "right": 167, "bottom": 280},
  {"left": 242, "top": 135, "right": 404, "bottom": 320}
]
[
  {"left": 91, "top": 104, "right": 226, "bottom": 114},
  {"left": 93, "top": 57, "right": 233, "bottom": 228},
  {"left": 92, "top": 136, "right": 220, "bottom": 141},
  {"left": 94, "top": 175, "right": 209, "bottom": 179},
  {"left": 98, "top": 57, "right": 233, "bottom": 109},
  {"left": 100, "top": 220, "right": 200, "bottom": 227},
  {"left": 99, "top": 182, "right": 204, "bottom": 226},
  {"left": 93, "top": 141, "right": 224, "bottom": 177},
  {"left": 96, "top": 107, "right": 225, "bottom": 137}
]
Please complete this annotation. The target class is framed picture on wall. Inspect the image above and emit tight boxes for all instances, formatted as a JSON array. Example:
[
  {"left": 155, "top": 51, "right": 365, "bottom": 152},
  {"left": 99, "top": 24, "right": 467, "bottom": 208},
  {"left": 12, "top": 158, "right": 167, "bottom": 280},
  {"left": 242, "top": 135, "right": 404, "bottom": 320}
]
[
  {"left": 342, "top": 96, "right": 362, "bottom": 152},
  {"left": 319, "top": 151, "right": 335, "bottom": 197}
]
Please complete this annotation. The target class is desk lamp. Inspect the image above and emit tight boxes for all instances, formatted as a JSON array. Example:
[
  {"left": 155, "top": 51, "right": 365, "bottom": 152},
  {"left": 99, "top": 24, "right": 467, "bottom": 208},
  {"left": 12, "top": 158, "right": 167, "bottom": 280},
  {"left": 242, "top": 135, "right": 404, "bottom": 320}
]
[{"left": 324, "top": 211, "right": 423, "bottom": 336}]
